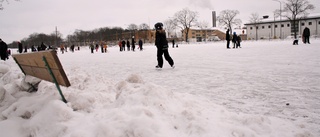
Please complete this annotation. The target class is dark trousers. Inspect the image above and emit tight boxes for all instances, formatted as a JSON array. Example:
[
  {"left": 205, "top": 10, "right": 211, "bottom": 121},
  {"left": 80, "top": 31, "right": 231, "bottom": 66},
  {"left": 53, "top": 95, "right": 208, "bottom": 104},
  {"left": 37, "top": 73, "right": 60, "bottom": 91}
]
[
  {"left": 305, "top": 36, "right": 310, "bottom": 44},
  {"left": 157, "top": 49, "right": 174, "bottom": 68},
  {"left": 226, "top": 40, "right": 230, "bottom": 48}
]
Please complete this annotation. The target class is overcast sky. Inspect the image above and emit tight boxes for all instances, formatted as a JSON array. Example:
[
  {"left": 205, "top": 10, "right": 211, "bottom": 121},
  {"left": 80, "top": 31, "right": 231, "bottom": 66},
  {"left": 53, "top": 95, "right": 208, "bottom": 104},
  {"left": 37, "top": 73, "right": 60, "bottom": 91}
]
[{"left": 1, "top": 0, "right": 319, "bottom": 43}]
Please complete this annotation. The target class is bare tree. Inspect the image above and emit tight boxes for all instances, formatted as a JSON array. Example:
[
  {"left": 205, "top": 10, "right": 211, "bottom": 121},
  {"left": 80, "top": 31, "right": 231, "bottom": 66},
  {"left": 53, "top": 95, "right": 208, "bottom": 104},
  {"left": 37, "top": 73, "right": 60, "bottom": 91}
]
[
  {"left": 164, "top": 18, "right": 178, "bottom": 38},
  {"left": 127, "top": 24, "right": 138, "bottom": 38},
  {"left": 0, "top": 0, "right": 20, "bottom": 10},
  {"left": 139, "top": 23, "right": 150, "bottom": 41},
  {"left": 217, "top": 10, "right": 242, "bottom": 34},
  {"left": 249, "top": 13, "right": 262, "bottom": 40},
  {"left": 127, "top": 24, "right": 138, "bottom": 31},
  {"left": 139, "top": 23, "right": 150, "bottom": 30},
  {"left": 282, "top": 0, "right": 315, "bottom": 39},
  {"left": 173, "top": 8, "right": 199, "bottom": 42}
]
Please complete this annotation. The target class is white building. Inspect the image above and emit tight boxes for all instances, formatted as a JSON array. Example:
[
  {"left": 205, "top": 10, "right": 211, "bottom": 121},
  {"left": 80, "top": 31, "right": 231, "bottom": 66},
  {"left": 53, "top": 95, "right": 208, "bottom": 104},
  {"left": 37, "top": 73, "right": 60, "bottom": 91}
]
[{"left": 244, "top": 14, "right": 320, "bottom": 40}]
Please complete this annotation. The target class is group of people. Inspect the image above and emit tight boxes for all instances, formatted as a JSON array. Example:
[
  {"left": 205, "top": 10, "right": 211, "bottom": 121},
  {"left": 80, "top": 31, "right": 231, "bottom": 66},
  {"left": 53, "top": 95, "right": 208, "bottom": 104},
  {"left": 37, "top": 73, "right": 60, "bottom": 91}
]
[
  {"left": 118, "top": 37, "right": 143, "bottom": 52},
  {"left": 89, "top": 43, "right": 107, "bottom": 54},
  {"left": 225, "top": 29, "right": 242, "bottom": 49}
]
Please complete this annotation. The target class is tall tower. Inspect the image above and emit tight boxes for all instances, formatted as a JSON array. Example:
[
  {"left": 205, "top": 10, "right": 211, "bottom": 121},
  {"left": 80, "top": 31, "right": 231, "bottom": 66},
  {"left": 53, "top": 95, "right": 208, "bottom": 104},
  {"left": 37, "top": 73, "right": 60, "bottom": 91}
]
[{"left": 212, "top": 11, "right": 216, "bottom": 27}]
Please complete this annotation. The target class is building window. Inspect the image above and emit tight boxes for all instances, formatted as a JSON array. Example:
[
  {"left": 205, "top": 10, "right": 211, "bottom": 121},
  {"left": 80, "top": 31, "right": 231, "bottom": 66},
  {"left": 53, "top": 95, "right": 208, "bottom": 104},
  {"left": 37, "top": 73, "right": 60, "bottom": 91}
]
[
  {"left": 309, "top": 22, "right": 312, "bottom": 25},
  {"left": 301, "top": 22, "right": 305, "bottom": 26},
  {"left": 319, "top": 21, "right": 320, "bottom": 24},
  {"left": 275, "top": 25, "right": 278, "bottom": 28},
  {"left": 256, "top": 26, "right": 259, "bottom": 29},
  {"left": 287, "top": 24, "right": 290, "bottom": 27},
  {"left": 268, "top": 25, "right": 271, "bottom": 28},
  {"left": 250, "top": 27, "right": 253, "bottom": 30},
  {"left": 281, "top": 24, "right": 284, "bottom": 27},
  {"left": 262, "top": 26, "right": 265, "bottom": 29}
]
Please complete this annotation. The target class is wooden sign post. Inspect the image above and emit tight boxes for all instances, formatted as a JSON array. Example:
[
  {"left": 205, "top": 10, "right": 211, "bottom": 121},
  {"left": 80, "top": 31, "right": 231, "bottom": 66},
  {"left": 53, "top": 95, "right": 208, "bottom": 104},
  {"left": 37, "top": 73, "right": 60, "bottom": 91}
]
[{"left": 12, "top": 50, "right": 70, "bottom": 103}]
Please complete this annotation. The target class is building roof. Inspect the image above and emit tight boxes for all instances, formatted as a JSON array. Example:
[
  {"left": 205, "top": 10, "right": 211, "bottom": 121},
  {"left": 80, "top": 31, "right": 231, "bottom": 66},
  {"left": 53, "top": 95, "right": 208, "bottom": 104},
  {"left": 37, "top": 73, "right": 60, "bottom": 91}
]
[{"left": 244, "top": 13, "right": 320, "bottom": 25}]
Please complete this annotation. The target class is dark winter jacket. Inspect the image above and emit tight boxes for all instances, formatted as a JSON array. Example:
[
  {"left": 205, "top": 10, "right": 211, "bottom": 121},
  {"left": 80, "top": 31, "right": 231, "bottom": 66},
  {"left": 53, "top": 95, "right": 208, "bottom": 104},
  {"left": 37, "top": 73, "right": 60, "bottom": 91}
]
[
  {"left": 303, "top": 27, "right": 310, "bottom": 37},
  {"left": 139, "top": 40, "right": 143, "bottom": 46},
  {"left": 0, "top": 40, "right": 8, "bottom": 60},
  {"left": 232, "top": 33, "right": 237, "bottom": 43},
  {"left": 126, "top": 40, "right": 130, "bottom": 47},
  {"left": 155, "top": 30, "right": 168, "bottom": 50},
  {"left": 226, "top": 30, "right": 230, "bottom": 41},
  {"left": 0, "top": 41, "right": 8, "bottom": 53},
  {"left": 18, "top": 42, "right": 23, "bottom": 53}
]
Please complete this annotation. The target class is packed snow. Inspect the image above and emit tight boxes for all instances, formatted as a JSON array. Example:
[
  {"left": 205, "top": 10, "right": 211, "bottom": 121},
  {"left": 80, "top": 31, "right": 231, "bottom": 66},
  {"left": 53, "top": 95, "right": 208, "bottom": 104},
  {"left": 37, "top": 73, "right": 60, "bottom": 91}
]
[{"left": 0, "top": 39, "right": 319, "bottom": 137}]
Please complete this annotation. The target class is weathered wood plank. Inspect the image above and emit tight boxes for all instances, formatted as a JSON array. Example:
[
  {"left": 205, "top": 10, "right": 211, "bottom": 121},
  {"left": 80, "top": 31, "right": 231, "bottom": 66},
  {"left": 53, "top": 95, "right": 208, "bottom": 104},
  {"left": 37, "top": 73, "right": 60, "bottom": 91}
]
[{"left": 12, "top": 50, "right": 71, "bottom": 87}]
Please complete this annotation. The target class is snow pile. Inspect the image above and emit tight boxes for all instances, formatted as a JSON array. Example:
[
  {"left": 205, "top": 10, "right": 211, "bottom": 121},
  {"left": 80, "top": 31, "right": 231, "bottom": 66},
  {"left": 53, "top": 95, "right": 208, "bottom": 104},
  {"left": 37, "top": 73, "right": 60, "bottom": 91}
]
[{"left": 1, "top": 39, "right": 319, "bottom": 137}]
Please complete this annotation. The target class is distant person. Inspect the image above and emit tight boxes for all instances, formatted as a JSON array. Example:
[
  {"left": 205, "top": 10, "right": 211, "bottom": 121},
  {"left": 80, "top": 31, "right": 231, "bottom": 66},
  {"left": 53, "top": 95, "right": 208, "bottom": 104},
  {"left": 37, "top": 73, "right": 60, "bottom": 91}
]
[
  {"left": 303, "top": 27, "right": 310, "bottom": 44},
  {"left": 100, "top": 44, "right": 104, "bottom": 53},
  {"left": 118, "top": 40, "right": 122, "bottom": 51},
  {"left": 71, "top": 44, "right": 75, "bottom": 52},
  {"left": 232, "top": 32, "right": 237, "bottom": 48},
  {"left": 41, "top": 42, "right": 47, "bottom": 50},
  {"left": 0, "top": 38, "right": 8, "bottom": 61},
  {"left": 31, "top": 45, "right": 37, "bottom": 52},
  {"left": 226, "top": 29, "right": 231, "bottom": 49},
  {"left": 236, "top": 35, "right": 242, "bottom": 48},
  {"left": 131, "top": 36, "right": 135, "bottom": 51},
  {"left": 154, "top": 22, "right": 174, "bottom": 69},
  {"left": 95, "top": 44, "right": 99, "bottom": 52},
  {"left": 103, "top": 43, "right": 107, "bottom": 53},
  {"left": 122, "top": 40, "right": 126, "bottom": 51},
  {"left": 172, "top": 39, "right": 175, "bottom": 48},
  {"left": 18, "top": 42, "right": 23, "bottom": 53},
  {"left": 24, "top": 45, "right": 28, "bottom": 53},
  {"left": 90, "top": 44, "right": 95, "bottom": 53},
  {"left": 60, "top": 44, "right": 65, "bottom": 54},
  {"left": 138, "top": 39, "right": 143, "bottom": 51},
  {"left": 126, "top": 40, "right": 130, "bottom": 51}
]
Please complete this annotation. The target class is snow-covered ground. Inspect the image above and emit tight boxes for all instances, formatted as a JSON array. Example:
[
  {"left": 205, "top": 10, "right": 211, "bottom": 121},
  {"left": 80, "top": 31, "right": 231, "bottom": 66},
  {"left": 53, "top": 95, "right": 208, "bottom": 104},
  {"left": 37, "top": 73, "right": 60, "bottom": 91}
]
[{"left": 1, "top": 39, "right": 319, "bottom": 137}]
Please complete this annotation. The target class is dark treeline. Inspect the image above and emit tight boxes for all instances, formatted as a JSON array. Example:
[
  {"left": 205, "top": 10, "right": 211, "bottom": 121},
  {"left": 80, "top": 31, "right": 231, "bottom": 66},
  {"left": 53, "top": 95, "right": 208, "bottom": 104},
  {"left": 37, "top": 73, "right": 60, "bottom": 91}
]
[{"left": 8, "top": 24, "right": 151, "bottom": 48}]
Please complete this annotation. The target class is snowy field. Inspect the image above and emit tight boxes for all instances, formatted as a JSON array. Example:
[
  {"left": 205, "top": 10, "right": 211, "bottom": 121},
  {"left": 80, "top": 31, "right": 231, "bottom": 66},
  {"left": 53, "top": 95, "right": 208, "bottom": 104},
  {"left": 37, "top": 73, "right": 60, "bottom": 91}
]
[{"left": 1, "top": 39, "right": 320, "bottom": 137}]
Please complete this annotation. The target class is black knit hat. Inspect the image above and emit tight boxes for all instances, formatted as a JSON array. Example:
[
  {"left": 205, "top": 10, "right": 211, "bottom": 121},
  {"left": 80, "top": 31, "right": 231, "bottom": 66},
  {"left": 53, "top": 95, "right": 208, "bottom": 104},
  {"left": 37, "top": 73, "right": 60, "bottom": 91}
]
[{"left": 154, "top": 22, "right": 163, "bottom": 30}]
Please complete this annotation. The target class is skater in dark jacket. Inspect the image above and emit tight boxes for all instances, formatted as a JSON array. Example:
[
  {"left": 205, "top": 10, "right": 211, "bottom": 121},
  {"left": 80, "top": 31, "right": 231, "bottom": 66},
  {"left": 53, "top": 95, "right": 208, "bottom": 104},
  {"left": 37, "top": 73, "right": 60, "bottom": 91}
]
[
  {"left": 232, "top": 32, "right": 237, "bottom": 48},
  {"left": 154, "top": 22, "right": 174, "bottom": 69},
  {"left": 138, "top": 39, "right": 143, "bottom": 51},
  {"left": 122, "top": 40, "right": 126, "bottom": 51},
  {"left": 0, "top": 38, "right": 8, "bottom": 61},
  {"left": 18, "top": 42, "right": 23, "bottom": 53},
  {"left": 226, "top": 29, "right": 230, "bottom": 49},
  {"left": 131, "top": 36, "right": 135, "bottom": 51},
  {"left": 236, "top": 35, "right": 242, "bottom": 48},
  {"left": 172, "top": 39, "right": 175, "bottom": 48},
  {"left": 126, "top": 40, "right": 130, "bottom": 51},
  {"left": 303, "top": 27, "right": 310, "bottom": 44}
]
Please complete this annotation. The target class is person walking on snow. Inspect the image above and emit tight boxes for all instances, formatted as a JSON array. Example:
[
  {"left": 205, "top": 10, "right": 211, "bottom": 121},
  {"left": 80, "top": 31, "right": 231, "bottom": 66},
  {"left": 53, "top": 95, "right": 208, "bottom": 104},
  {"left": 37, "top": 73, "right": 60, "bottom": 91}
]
[
  {"left": 18, "top": 42, "right": 23, "bottom": 53},
  {"left": 226, "top": 29, "right": 231, "bottom": 49},
  {"left": 154, "top": 22, "right": 174, "bottom": 69},
  {"left": 0, "top": 38, "right": 8, "bottom": 61},
  {"left": 138, "top": 39, "right": 143, "bottom": 51},
  {"left": 232, "top": 32, "right": 237, "bottom": 48},
  {"left": 303, "top": 27, "right": 310, "bottom": 44},
  {"left": 131, "top": 36, "right": 135, "bottom": 51},
  {"left": 122, "top": 40, "right": 126, "bottom": 51}
]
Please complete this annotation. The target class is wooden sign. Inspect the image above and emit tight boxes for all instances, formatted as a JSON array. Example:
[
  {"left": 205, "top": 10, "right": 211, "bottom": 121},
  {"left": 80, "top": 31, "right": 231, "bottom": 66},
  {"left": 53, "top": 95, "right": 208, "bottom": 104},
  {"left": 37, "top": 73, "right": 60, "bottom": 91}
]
[{"left": 12, "top": 50, "right": 71, "bottom": 87}]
